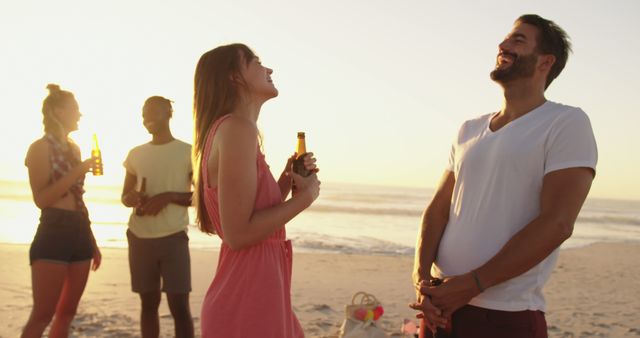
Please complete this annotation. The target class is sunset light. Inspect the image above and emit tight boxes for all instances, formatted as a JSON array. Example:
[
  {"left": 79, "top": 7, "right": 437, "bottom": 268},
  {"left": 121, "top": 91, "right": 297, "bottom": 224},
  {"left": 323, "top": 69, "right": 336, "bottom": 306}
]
[{"left": 1, "top": 1, "right": 639, "bottom": 337}]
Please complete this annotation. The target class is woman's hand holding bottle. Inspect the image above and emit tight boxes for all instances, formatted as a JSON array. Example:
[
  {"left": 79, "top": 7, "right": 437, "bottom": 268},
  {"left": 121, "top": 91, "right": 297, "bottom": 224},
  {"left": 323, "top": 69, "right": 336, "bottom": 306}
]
[
  {"left": 290, "top": 171, "right": 320, "bottom": 207},
  {"left": 290, "top": 152, "right": 320, "bottom": 206}
]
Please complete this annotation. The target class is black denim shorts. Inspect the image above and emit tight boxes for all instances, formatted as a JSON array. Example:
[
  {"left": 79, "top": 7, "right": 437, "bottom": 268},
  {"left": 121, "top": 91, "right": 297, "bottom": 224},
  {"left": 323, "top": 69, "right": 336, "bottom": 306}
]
[{"left": 29, "top": 208, "right": 94, "bottom": 265}]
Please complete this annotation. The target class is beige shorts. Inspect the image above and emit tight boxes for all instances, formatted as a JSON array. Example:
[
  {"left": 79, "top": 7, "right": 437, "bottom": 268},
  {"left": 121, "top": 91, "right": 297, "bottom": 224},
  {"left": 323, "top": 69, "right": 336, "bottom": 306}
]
[{"left": 126, "top": 229, "right": 191, "bottom": 294}]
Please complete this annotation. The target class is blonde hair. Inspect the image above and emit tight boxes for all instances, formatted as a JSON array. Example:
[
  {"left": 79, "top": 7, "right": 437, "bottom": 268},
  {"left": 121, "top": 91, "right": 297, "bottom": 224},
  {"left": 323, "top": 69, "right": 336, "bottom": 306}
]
[{"left": 42, "top": 84, "right": 75, "bottom": 141}]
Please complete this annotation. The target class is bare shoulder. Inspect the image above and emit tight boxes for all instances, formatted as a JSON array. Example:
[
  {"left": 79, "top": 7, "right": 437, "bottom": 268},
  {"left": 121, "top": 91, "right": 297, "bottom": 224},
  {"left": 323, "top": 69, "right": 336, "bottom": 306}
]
[
  {"left": 216, "top": 115, "right": 259, "bottom": 147},
  {"left": 218, "top": 115, "right": 258, "bottom": 135},
  {"left": 25, "top": 138, "right": 49, "bottom": 167},
  {"left": 28, "top": 137, "right": 48, "bottom": 152}
]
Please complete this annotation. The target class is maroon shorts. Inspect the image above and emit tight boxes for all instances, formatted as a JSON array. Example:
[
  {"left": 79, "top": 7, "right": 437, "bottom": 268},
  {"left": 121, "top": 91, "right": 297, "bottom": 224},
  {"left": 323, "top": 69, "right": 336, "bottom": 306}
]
[{"left": 420, "top": 304, "right": 547, "bottom": 338}]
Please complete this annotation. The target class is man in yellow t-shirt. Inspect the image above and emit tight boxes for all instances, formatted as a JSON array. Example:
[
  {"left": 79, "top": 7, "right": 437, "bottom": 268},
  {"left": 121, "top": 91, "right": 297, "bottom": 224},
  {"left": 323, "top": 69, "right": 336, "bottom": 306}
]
[{"left": 121, "top": 96, "right": 194, "bottom": 338}]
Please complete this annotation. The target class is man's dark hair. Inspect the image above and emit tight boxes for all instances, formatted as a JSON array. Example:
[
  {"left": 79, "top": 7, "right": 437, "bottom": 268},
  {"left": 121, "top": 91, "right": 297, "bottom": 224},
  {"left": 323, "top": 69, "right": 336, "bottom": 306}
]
[{"left": 517, "top": 14, "right": 572, "bottom": 89}]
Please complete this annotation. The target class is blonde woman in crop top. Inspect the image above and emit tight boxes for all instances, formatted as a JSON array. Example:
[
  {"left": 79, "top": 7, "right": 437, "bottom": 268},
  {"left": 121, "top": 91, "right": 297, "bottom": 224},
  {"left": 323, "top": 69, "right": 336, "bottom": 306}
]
[{"left": 22, "top": 84, "right": 101, "bottom": 338}]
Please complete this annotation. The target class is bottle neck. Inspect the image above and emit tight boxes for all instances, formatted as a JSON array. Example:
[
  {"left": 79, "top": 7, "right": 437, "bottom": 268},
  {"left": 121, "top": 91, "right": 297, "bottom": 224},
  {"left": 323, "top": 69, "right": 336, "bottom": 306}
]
[
  {"left": 140, "top": 178, "right": 147, "bottom": 193},
  {"left": 296, "top": 138, "right": 306, "bottom": 157},
  {"left": 92, "top": 136, "right": 100, "bottom": 155}
]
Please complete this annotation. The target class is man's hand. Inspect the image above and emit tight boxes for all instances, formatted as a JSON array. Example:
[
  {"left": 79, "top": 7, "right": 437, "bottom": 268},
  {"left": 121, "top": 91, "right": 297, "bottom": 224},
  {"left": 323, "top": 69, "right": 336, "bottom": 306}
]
[
  {"left": 123, "top": 190, "right": 144, "bottom": 208},
  {"left": 420, "top": 273, "right": 481, "bottom": 318},
  {"left": 139, "top": 192, "right": 174, "bottom": 216},
  {"left": 409, "top": 289, "right": 448, "bottom": 332}
]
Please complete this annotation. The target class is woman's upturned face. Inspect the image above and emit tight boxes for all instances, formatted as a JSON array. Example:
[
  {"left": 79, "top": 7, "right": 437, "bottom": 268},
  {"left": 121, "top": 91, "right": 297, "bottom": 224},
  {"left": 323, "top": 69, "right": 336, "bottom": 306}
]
[
  {"left": 54, "top": 98, "right": 81, "bottom": 132},
  {"left": 240, "top": 56, "right": 278, "bottom": 100}
]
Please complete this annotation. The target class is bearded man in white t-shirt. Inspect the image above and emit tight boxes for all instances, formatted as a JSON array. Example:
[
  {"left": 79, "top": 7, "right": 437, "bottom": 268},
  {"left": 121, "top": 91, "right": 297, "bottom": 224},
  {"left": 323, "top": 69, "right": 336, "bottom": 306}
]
[{"left": 411, "top": 14, "right": 597, "bottom": 338}]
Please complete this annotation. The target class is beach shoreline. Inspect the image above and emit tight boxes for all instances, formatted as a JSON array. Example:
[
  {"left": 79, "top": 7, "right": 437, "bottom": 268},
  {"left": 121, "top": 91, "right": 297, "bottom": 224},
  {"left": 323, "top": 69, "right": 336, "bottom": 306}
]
[{"left": 1, "top": 241, "right": 639, "bottom": 337}]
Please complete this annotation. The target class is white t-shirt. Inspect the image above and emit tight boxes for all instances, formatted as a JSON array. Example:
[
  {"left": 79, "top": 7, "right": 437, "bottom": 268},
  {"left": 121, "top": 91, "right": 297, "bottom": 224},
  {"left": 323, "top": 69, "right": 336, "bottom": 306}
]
[
  {"left": 432, "top": 101, "right": 597, "bottom": 312},
  {"left": 123, "top": 139, "right": 192, "bottom": 239}
]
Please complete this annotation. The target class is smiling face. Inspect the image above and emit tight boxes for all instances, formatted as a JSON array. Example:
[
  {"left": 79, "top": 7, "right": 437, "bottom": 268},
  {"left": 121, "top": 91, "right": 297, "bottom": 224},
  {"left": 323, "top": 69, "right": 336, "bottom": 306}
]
[
  {"left": 53, "top": 97, "right": 82, "bottom": 133},
  {"left": 142, "top": 99, "right": 171, "bottom": 135},
  {"left": 239, "top": 54, "right": 278, "bottom": 101},
  {"left": 490, "top": 22, "right": 541, "bottom": 85}
]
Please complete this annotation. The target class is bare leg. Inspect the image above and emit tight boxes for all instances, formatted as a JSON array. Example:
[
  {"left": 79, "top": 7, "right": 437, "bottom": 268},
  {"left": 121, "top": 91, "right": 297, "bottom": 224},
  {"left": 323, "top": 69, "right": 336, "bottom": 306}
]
[
  {"left": 21, "top": 261, "right": 67, "bottom": 338},
  {"left": 48, "top": 260, "right": 91, "bottom": 338},
  {"left": 167, "top": 293, "right": 194, "bottom": 338},
  {"left": 140, "top": 291, "right": 161, "bottom": 338}
]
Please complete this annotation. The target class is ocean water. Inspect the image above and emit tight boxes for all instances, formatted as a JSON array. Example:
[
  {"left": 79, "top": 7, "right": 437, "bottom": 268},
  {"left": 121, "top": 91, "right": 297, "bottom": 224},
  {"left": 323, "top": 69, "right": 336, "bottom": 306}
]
[{"left": 1, "top": 180, "right": 639, "bottom": 255}]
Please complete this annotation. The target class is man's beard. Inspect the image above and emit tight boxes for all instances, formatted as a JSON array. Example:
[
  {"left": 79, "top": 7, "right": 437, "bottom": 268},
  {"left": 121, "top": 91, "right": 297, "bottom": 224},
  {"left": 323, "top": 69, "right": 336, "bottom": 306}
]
[{"left": 490, "top": 52, "right": 538, "bottom": 84}]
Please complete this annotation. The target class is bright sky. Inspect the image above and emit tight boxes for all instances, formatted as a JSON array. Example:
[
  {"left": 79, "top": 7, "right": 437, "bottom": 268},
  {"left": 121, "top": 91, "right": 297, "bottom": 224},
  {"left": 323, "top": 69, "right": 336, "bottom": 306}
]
[{"left": 1, "top": 0, "right": 638, "bottom": 201}]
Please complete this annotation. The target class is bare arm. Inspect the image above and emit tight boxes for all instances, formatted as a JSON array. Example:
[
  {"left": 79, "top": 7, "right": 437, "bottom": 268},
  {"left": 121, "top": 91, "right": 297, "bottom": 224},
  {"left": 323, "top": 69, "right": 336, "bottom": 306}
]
[
  {"left": 475, "top": 167, "right": 594, "bottom": 288},
  {"left": 26, "top": 139, "right": 92, "bottom": 209},
  {"left": 217, "top": 118, "right": 320, "bottom": 250},
  {"left": 413, "top": 170, "right": 456, "bottom": 285},
  {"left": 179, "top": 171, "right": 194, "bottom": 206},
  {"left": 123, "top": 170, "right": 193, "bottom": 215},
  {"left": 409, "top": 171, "right": 455, "bottom": 330},
  {"left": 167, "top": 192, "right": 192, "bottom": 206},
  {"left": 423, "top": 167, "right": 594, "bottom": 317},
  {"left": 139, "top": 192, "right": 193, "bottom": 216},
  {"left": 168, "top": 171, "right": 194, "bottom": 207},
  {"left": 121, "top": 171, "right": 141, "bottom": 208}
]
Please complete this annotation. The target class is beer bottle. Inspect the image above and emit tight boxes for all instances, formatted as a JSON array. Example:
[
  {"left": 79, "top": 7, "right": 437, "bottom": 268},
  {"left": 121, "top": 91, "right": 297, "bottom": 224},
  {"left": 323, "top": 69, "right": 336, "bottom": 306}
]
[
  {"left": 292, "top": 132, "right": 310, "bottom": 177},
  {"left": 135, "top": 177, "right": 147, "bottom": 216},
  {"left": 91, "top": 133, "right": 103, "bottom": 176}
]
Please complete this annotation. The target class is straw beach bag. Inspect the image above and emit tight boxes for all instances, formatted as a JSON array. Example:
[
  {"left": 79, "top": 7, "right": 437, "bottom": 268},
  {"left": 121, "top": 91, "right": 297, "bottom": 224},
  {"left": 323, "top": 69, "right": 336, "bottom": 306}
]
[{"left": 338, "top": 291, "right": 389, "bottom": 338}]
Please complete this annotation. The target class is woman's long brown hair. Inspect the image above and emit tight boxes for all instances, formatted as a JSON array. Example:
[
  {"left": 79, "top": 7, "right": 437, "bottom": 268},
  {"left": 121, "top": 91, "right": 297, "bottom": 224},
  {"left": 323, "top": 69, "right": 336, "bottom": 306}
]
[{"left": 192, "top": 44, "right": 255, "bottom": 234}]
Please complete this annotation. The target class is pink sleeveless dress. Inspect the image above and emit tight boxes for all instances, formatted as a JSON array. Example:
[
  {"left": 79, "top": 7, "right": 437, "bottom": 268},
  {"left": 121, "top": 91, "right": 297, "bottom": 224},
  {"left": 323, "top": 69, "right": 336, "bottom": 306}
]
[{"left": 200, "top": 115, "right": 304, "bottom": 338}]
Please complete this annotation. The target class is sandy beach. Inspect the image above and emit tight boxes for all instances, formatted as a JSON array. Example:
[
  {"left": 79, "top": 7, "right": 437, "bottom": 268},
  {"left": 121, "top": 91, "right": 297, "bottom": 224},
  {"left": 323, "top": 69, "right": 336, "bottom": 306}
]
[{"left": 1, "top": 241, "right": 639, "bottom": 338}]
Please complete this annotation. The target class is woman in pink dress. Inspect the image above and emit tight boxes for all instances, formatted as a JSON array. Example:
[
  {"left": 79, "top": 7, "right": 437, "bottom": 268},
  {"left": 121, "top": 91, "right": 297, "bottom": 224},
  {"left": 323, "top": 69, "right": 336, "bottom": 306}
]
[{"left": 193, "top": 44, "right": 321, "bottom": 338}]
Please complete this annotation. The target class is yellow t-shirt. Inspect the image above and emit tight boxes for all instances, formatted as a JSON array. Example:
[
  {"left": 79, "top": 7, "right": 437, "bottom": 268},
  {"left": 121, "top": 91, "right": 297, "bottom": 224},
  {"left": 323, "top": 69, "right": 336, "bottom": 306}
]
[{"left": 123, "top": 139, "right": 192, "bottom": 238}]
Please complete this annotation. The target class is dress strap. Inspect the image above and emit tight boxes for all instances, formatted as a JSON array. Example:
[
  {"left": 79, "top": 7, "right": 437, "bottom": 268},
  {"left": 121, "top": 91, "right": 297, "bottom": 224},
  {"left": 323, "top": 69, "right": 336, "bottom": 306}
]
[{"left": 202, "top": 114, "right": 232, "bottom": 185}]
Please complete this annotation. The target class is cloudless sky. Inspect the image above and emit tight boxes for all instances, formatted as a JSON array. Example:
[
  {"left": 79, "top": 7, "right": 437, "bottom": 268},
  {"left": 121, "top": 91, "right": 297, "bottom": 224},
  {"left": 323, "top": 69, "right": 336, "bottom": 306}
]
[{"left": 1, "top": 0, "right": 638, "bottom": 200}]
